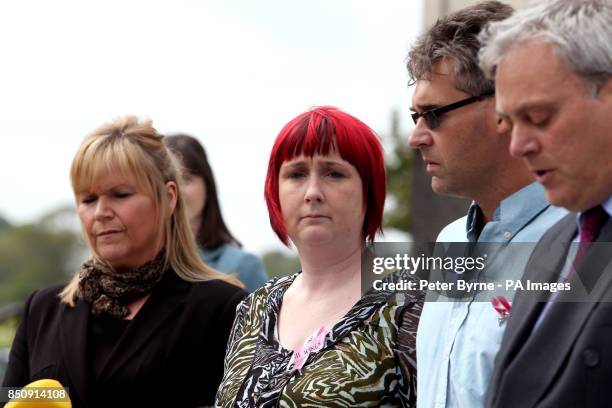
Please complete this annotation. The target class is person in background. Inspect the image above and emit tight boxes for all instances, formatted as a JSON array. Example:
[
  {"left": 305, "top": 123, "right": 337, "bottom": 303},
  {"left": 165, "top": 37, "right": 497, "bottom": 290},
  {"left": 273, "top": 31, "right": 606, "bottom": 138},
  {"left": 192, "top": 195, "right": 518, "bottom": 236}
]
[
  {"left": 2, "top": 116, "right": 246, "bottom": 407},
  {"left": 215, "top": 106, "right": 422, "bottom": 407},
  {"left": 479, "top": 0, "right": 612, "bottom": 406},
  {"left": 165, "top": 134, "right": 268, "bottom": 293},
  {"left": 405, "top": 2, "right": 567, "bottom": 407}
]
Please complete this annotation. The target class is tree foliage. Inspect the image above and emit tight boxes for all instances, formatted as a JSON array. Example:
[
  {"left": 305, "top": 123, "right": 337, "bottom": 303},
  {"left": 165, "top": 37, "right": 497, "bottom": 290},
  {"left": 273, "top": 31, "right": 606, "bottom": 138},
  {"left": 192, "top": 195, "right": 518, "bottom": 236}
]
[
  {"left": 261, "top": 250, "right": 301, "bottom": 279},
  {"left": 0, "top": 215, "right": 10, "bottom": 234},
  {"left": 382, "top": 109, "right": 412, "bottom": 234},
  {"left": 0, "top": 210, "right": 84, "bottom": 304}
]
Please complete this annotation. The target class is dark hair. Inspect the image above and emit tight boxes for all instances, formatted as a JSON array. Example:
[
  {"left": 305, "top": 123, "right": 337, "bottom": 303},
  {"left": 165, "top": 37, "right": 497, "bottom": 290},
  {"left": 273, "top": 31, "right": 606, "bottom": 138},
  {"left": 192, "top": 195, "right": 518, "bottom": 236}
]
[
  {"left": 164, "top": 134, "right": 241, "bottom": 249},
  {"left": 406, "top": 0, "right": 513, "bottom": 95}
]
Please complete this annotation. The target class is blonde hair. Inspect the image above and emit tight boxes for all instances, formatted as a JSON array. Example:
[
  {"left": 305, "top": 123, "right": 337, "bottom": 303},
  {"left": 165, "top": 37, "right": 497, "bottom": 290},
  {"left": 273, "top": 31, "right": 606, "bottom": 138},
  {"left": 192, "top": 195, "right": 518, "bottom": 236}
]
[{"left": 60, "top": 115, "right": 242, "bottom": 306}]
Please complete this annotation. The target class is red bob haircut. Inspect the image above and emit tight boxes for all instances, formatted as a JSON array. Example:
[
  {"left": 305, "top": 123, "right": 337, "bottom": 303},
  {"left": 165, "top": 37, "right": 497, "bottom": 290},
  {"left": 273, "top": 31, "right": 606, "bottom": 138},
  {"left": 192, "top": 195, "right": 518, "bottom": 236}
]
[{"left": 264, "top": 106, "right": 386, "bottom": 246}]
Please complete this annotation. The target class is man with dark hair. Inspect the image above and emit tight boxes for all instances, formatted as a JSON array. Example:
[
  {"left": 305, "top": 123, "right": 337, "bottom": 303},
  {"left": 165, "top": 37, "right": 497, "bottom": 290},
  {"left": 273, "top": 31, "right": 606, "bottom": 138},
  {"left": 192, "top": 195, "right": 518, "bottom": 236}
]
[
  {"left": 406, "top": 2, "right": 567, "bottom": 407},
  {"left": 479, "top": 0, "right": 612, "bottom": 406}
]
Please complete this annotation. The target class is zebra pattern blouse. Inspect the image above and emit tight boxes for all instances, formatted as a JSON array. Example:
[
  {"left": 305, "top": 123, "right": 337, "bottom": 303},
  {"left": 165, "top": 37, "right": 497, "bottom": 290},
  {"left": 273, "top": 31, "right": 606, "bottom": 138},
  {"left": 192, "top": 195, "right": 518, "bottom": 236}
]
[{"left": 215, "top": 272, "right": 422, "bottom": 407}]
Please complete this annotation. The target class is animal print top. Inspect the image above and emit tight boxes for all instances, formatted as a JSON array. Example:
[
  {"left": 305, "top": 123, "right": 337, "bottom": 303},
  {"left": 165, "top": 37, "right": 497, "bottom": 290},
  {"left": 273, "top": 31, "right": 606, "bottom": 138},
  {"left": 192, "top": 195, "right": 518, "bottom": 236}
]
[{"left": 215, "top": 272, "right": 422, "bottom": 407}]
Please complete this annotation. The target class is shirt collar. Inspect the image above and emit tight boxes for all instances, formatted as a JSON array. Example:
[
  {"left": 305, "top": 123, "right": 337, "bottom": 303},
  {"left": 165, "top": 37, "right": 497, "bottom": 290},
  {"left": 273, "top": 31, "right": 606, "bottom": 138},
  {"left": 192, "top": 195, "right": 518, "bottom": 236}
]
[{"left": 465, "top": 182, "right": 550, "bottom": 242}]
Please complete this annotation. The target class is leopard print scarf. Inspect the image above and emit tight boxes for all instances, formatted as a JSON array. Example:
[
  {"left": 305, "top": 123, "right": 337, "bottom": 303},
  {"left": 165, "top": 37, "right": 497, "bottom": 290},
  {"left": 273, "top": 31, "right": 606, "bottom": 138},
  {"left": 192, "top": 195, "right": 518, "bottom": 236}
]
[{"left": 77, "top": 251, "right": 166, "bottom": 319}]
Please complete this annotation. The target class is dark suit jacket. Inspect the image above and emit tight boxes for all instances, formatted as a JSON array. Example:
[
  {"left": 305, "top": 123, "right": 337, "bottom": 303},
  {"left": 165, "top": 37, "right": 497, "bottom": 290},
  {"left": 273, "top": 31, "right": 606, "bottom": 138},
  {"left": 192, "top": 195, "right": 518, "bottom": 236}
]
[
  {"left": 2, "top": 270, "right": 247, "bottom": 408},
  {"left": 486, "top": 213, "right": 612, "bottom": 408}
]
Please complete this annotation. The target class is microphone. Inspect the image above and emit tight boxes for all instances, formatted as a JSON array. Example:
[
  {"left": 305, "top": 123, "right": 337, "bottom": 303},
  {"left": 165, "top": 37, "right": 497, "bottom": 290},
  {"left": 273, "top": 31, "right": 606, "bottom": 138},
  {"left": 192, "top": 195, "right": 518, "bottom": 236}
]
[{"left": 5, "top": 378, "right": 72, "bottom": 408}]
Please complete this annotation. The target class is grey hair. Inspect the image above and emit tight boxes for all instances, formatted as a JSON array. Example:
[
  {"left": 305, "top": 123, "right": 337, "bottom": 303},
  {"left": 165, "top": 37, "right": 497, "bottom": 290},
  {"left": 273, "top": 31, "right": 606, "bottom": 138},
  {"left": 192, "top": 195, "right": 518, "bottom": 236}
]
[
  {"left": 406, "top": 1, "right": 514, "bottom": 96},
  {"left": 479, "top": 0, "right": 612, "bottom": 92}
]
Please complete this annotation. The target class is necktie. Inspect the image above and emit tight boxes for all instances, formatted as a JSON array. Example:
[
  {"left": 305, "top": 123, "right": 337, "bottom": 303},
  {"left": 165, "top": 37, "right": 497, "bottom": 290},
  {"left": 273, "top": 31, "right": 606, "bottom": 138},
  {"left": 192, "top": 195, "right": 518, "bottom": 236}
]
[
  {"left": 531, "top": 205, "right": 608, "bottom": 332},
  {"left": 571, "top": 205, "right": 609, "bottom": 277}
]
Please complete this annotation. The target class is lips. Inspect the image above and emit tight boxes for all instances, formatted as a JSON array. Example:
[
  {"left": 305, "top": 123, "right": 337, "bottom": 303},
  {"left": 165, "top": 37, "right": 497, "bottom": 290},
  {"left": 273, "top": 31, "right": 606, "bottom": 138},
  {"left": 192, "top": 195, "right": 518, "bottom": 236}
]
[
  {"left": 96, "top": 230, "right": 122, "bottom": 237},
  {"left": 301, "top": 214, "right": 330, "bottom": 220},
  {"left": 532, "top": 168, "right": 555, "bottom": 184},
  {"left": 423, "top": 159, "right": 441, "bottom": 173}
]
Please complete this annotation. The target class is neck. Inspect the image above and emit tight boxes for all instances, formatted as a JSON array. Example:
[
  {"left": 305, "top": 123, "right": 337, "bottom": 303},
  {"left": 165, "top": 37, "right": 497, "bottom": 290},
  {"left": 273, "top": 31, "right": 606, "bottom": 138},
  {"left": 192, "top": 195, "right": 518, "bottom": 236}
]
[
  {"left": 295, "top": 241, "right": 363, "bottom": 294},
  {"left": 472, "top": 164, "right": 534, "bottom": 222}
]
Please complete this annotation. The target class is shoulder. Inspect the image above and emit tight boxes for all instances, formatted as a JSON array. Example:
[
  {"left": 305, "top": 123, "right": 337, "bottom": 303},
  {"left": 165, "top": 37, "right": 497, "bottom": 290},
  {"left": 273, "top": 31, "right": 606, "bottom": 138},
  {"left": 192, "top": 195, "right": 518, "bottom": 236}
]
[
  {"left": 24, "top": 284, "right": 66, "bottom": 313},
  {"left": 541, "top": 211, "right": 577, "bottom": 240},
  {"left": 189, "top": 278, "right": 248, "bottom": 307},
  {"left": 16, "top": 283, "right": 72, "bottom": 331},
  {"left": 216, "top": 244, "right": 247, "bottom": 260},
  {"left": 527, "top": 204, "right": 570, "bottom": 230},
  {"left": 514, "top": 206, "right": 572, "bottom": 242},
  {"left": 436, "top": 216, "right": 468, "bottom": 242},
  {"left": 239, "top": 274, "right": 289, "bottom": 304},
  {"left": 221, "top": 245, "right": 262, "bottom": 268},
  {"left": 235, "top": 274, "right": 293, "bottom": 315},
  {"left": 365, "top": 270, "right": 423, "bottom": 327},
  {"left": 534, "top": 205, "right": 571, "bottom": 229}
]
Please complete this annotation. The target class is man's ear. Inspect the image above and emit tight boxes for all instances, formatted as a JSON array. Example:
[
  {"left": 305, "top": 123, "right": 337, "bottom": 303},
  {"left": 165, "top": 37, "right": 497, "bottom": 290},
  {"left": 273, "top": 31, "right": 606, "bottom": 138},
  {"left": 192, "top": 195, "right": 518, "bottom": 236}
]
[
  {"left": 496, "top": 115, "right": 512, "bottom": 136},
  {"left": 166, "top": 181, "right": 178, "bottom": 216}
]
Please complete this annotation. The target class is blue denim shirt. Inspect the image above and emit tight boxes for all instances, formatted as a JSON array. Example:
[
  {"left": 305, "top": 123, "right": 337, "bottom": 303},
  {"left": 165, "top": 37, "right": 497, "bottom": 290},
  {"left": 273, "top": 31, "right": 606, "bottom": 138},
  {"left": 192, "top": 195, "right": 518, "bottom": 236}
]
[
  {"left": 200, "top": 244, "right": 268, "bottom": 293},
  {"left": 416, "top": 182, "right": 568, "bottom": 408}
]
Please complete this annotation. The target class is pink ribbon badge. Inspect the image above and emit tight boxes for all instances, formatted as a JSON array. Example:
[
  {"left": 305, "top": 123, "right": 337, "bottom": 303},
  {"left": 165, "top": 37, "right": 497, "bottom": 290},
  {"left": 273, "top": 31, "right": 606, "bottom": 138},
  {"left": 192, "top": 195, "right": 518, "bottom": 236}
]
[
  {"left": 491, "top": 295, "right": 512, "bottom": 326},
  {"left": 287, "top": 325, "right": 327, "bottom": 372}
]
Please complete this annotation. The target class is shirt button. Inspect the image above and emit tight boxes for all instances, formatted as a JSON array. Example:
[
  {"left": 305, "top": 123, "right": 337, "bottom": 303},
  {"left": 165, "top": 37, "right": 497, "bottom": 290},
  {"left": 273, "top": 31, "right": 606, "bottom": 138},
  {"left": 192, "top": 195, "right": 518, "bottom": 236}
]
[
  {"left": 503, "top": 231, "right": 512, "bottom": 239},
  {"left": 582, "top": 348, "right": 600, "bottom": 367}
]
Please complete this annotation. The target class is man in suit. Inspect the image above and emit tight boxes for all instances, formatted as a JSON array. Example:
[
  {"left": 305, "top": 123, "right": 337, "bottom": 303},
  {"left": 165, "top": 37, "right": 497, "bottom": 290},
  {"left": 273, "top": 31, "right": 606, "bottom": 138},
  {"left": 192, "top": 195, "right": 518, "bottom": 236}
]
[
  {"left": 405, "top": 2, "right": 567, "bottom": 407},
  {"left": 479, "top": 0, "right": 612, "bottom": 406}
]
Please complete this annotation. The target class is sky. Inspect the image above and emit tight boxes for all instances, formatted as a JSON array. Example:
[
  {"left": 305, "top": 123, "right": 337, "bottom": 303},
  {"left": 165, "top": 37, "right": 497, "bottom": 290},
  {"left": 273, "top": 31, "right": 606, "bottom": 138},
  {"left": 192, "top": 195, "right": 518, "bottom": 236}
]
[{"left": 0, "top": 0, "right": 423, "bottom": 255}]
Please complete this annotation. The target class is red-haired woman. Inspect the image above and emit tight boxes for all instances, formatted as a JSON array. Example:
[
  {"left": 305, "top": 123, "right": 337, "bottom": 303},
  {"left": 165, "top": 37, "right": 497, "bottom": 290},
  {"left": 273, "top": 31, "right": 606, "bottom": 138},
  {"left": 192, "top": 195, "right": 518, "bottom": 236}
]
[{"left": 216, "top": 106, "right": 422, "bottom": 407}]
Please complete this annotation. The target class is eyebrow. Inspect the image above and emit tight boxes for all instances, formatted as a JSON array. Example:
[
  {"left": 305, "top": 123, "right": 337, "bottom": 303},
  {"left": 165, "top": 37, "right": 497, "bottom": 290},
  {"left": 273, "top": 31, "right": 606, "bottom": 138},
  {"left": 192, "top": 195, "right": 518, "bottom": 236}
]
[
  {"left": 77, "top": 183, "right": 134, "bottom": 194},
  {"left": 504, "top": 98, "right": 557, "bottom": 116},
  {"left": 410, "top": 104, "right": 439, "bottom": 112},
  {"left": 496, "top": 111, "right": 511, "bottom": 120},
  {"left": 281, "top": 159, "right": 348, "bottom": 168}
]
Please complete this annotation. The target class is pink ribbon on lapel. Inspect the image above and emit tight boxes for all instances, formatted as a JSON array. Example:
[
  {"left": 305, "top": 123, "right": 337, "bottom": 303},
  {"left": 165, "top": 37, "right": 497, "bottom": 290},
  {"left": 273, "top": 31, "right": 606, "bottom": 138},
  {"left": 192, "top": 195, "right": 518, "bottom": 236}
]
[
  {"left": 491, "top": 295, "right": 512, "bottom": 326},
  {"left": 287, "top": 325, "right": 327, "bottom": 372}
]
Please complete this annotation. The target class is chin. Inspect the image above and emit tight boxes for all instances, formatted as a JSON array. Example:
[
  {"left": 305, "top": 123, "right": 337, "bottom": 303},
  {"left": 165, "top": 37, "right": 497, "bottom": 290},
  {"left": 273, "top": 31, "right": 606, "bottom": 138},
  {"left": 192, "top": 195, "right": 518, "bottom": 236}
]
[
  {"left": 545, "top": 187, "right": 578, "bottom": 211},
  {"left": 298, "top": 232, "right": 334, "bottom": 247},
  {"left": 96, "top": 250, "right": 127, "bottom": 267},
  {"left": 431, "top": 180, "right": 460, "bottom": 197}
]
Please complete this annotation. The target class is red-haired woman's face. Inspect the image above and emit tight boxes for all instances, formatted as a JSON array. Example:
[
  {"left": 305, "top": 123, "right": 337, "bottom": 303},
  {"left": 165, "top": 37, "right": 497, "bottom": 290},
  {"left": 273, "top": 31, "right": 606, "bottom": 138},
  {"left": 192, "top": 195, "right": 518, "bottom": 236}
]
[{"left": 278, "top": 152, "right": 365, "bottom": 248}]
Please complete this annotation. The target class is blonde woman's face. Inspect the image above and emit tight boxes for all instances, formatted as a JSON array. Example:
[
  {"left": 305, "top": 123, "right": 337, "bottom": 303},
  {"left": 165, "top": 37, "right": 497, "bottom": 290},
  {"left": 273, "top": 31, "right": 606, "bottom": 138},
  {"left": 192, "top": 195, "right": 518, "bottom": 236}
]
[{"left": 76, "top": 172, "right": 163, "bottom": 270}]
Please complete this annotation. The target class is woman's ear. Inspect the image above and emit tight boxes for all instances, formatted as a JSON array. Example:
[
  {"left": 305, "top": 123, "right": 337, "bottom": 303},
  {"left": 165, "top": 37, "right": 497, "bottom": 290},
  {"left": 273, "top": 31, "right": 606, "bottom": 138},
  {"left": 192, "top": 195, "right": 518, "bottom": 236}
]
[{"left": 166, "top": 181, "right": 178, "bottom": 215}]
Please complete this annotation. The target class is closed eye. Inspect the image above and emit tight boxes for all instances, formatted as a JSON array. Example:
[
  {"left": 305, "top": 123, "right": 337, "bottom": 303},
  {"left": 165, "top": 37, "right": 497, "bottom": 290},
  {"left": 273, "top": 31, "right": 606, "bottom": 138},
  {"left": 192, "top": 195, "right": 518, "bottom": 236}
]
[
  {"left": 527, "top": 115, "right": 550, "bottom": 127},
  {"left": 81, "top": 195, "right": 97, "bottom": 204},
  {"left": 114, "top": 192, "right": 132, "bottom": 199}
]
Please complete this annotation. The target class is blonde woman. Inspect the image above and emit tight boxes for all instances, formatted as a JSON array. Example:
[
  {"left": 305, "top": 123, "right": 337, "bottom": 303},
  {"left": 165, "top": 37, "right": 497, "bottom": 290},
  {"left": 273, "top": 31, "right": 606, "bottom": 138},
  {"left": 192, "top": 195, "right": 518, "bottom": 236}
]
[{"left": 2, "top": 116, "right": 246, "bottom": 407}]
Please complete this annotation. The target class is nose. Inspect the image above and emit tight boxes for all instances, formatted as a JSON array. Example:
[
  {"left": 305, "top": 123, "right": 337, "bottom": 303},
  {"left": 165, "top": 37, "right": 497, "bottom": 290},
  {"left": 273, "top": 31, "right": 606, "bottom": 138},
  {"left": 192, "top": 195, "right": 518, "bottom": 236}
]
[
  {"left": 509, "top": 124, "right": 540, "bottom": 158},
  {"left": 304, "top": 174, "right": 324, "bottom": 203},
  {"left": 94, "top": 196, "right": 114, "bottom": 220},
  {"left": 408, "top": 120, "right": 434, "bottom": 149}
]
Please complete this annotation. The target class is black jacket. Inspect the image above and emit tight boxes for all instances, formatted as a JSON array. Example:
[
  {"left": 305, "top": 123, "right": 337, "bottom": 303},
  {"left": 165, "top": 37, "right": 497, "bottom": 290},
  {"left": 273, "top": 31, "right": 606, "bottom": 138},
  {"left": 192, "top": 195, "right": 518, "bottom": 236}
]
[
  {"left": 486, "top": 214, "right": 612, "bottom": 408},
  {"left": 2, "top": 270, "right": 246, "bottom": 407}
]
